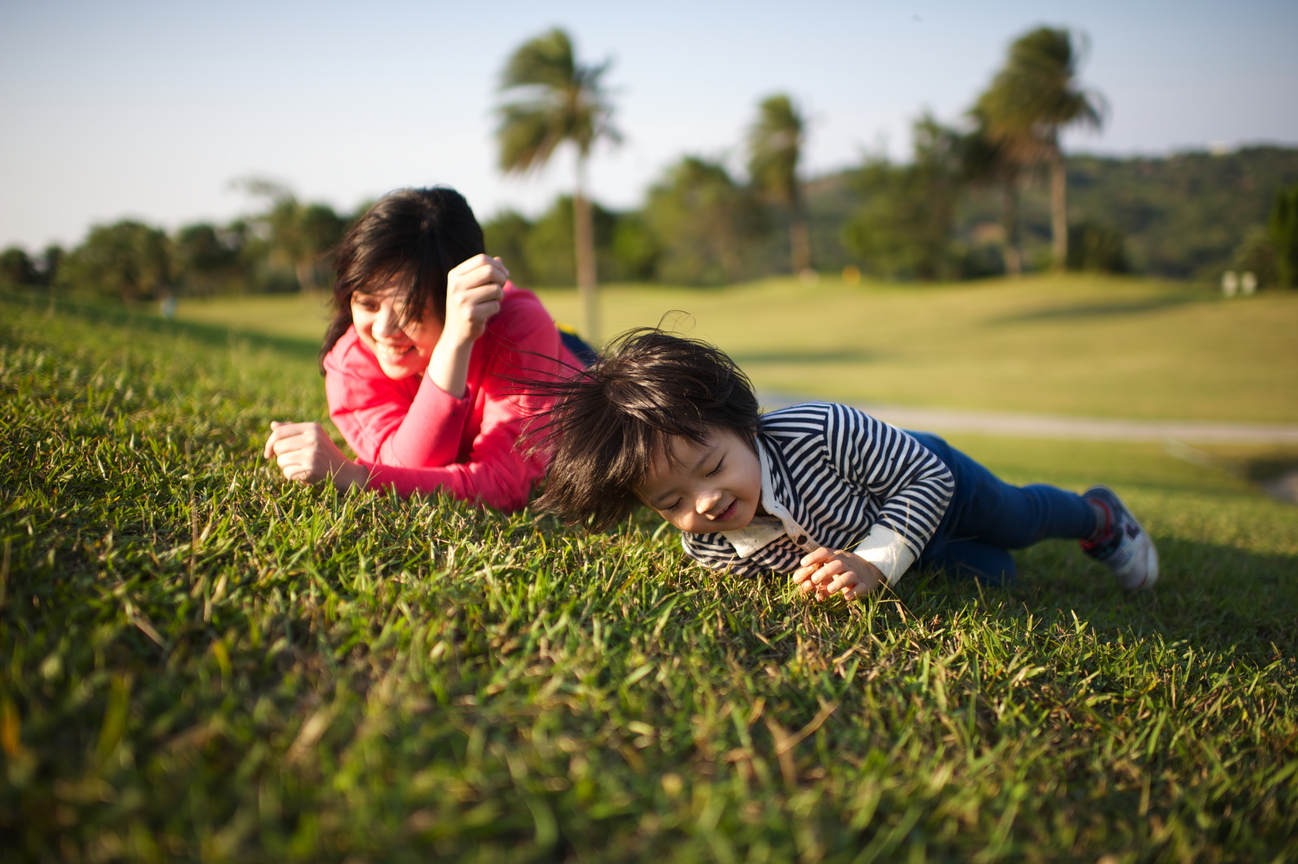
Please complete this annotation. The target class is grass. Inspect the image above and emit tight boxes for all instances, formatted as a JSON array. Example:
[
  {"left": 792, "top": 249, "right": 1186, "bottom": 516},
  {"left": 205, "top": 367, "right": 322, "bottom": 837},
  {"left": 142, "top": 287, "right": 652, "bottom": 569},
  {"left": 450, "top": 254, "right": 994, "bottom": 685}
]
[
  {"left": 2, "top": 288, "right": 1297, "bottom": 862},
  {"left": 174, "top": 274, "right": 1298, "bottom": 422},
  {"left": 540, "top": 274, "right": 1298, "bottom": 424}
]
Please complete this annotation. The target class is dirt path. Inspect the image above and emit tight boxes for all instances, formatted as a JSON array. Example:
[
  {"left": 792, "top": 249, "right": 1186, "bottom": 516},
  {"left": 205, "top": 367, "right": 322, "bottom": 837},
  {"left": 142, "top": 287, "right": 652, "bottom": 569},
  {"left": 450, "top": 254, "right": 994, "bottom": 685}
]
[{"left": 759, "top": 392, "right": 1298, "bottom": 445}]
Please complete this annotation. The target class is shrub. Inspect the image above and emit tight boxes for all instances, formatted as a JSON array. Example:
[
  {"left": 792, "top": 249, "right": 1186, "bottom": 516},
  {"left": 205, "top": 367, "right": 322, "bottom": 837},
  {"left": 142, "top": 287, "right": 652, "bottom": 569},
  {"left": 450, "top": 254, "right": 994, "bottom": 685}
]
[
  {"left": 1269, "top": 184, "right": 1298, "bottom": 288},
  {"left": 1066, "top": 221, "right": 1130, "bottom": 273}
]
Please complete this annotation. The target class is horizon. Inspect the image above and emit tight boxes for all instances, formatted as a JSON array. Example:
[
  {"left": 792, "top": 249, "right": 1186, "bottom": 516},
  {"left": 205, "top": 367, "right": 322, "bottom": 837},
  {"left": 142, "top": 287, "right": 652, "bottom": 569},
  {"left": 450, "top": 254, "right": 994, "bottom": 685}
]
[{"left": 3, "top": 0, "right": 1296, "bottom": 252}]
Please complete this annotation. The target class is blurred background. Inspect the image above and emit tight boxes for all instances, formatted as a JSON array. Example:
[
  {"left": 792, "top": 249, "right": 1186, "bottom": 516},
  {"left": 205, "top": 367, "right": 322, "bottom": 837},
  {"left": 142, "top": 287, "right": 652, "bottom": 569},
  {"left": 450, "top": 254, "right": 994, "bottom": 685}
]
[{"left": 2, "top": 0, "right": 1297, "bottom": 299}]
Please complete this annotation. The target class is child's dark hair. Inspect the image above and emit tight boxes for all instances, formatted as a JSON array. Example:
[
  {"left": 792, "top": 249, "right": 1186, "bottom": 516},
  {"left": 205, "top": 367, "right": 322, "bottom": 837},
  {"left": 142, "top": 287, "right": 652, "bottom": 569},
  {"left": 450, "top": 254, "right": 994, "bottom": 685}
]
[
  {"left": 528, "top": 329, "right": 761, "bottom": 530},
  {"left": 319, "top": 187, "right": 485, "bottom": 372}
]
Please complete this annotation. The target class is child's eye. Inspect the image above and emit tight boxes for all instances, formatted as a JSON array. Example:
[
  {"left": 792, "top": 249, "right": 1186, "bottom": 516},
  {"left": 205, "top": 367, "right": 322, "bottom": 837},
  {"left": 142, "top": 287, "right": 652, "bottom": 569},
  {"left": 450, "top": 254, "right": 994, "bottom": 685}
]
[
  {"left": 706, "top": 458, "right": 725, "bottom": 478},
  {"left": 662, "top": 498, "right": 682, "bottom": 513}
]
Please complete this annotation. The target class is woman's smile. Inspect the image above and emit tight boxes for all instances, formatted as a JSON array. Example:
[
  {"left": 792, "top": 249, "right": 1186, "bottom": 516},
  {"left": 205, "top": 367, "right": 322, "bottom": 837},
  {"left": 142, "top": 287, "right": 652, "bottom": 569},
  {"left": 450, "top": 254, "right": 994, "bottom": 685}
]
[{"left": 372, "top": 341, "right": 416, "bottom": 363}]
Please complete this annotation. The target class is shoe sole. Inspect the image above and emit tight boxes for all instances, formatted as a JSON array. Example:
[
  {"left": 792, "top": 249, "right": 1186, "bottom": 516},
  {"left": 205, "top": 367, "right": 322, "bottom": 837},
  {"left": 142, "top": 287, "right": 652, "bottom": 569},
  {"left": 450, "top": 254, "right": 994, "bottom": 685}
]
[{"left": 1129, "top": 538, "right": 1159, "bottom": 590}]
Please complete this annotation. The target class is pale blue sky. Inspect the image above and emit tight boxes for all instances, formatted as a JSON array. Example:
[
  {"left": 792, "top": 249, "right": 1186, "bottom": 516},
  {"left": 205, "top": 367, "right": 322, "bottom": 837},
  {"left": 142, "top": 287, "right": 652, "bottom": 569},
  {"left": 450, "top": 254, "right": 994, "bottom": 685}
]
[{"left": 2, "top": 0, "right": 1295, "bottom": 250}]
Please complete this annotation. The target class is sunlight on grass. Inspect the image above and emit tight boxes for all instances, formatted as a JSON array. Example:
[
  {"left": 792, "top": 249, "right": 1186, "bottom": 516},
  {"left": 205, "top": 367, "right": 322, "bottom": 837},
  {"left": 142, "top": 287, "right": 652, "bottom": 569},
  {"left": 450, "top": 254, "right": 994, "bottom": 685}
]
[
  {"left": 175, "top": 291, "right": 335, "bottom": 344},
  {"left": 163, "top": 274, "right": 1298, "bottom": 422},
  {"left": 544, "top": 274, "right": 1298, "bottom": 422}
]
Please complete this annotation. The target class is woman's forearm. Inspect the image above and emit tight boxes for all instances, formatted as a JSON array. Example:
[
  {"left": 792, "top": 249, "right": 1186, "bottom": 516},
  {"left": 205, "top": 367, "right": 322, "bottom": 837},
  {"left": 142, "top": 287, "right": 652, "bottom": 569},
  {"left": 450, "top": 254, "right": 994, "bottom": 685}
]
[{"left": 425, "top": 336, "right": 474, "bottom": 400}]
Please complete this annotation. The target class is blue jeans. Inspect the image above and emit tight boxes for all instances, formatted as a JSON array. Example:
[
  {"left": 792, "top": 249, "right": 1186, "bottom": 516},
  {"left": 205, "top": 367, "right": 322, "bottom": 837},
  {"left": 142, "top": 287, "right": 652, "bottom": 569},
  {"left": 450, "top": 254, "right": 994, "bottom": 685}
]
[
  {"left": 908, "top": 432, "right": 1096, "bottom": 586},
  {"left": 559, "top": 329, "right": 598, "bottom": 367}
]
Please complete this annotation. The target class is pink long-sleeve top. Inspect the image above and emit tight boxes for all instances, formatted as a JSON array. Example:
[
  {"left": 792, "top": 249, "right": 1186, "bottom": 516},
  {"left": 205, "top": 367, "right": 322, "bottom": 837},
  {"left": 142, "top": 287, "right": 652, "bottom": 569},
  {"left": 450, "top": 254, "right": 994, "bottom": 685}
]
[{"left": 323, "top": 284, "right": 579, "bottom": 513}]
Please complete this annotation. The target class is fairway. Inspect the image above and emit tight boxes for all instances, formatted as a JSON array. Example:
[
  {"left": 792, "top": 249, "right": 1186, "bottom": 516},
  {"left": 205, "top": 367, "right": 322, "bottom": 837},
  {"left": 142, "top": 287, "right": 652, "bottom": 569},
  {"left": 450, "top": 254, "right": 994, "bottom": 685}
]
[
  {"left": 177, "top": 274, "right": 1298, "bottom": 423},
  {"left": 3, "top": 289, "right": 1297, "bottom": 861}
]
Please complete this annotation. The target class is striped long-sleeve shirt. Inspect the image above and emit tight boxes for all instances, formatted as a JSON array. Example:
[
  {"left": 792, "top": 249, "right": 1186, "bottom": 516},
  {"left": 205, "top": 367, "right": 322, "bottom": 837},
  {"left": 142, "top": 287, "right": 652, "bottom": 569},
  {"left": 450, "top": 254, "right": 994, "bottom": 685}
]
[{"left": 681, "top": 402, "right": 955, "bottom": 585}]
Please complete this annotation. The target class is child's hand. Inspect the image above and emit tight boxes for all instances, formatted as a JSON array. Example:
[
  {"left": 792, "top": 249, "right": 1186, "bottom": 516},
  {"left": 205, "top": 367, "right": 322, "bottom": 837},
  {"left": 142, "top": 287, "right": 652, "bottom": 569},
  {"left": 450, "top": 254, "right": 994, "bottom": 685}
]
[{"left": 792, "top": 548, "right": 885, "bottom": 601}]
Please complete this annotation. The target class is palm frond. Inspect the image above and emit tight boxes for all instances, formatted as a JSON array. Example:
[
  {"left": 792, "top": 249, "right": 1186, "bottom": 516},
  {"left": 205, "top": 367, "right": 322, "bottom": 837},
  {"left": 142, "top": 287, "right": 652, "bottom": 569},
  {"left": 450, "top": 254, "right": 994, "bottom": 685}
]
[
  {"left": 976, "top": 27, "right": 1105, "bottom": 162},
  {"left": 499, "top": 28, "right": 576, "bottom": 92},
  {"left": 495, "top": 28, "right": 621, "bottom": 169}
]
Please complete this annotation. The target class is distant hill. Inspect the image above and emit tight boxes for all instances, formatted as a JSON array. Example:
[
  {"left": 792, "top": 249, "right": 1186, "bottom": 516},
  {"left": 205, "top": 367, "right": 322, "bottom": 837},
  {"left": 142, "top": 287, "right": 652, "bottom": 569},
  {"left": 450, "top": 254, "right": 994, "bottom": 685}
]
[
  {"left": 1063, "top": 147, "right": 1298, "bottom": 279},
  {"left": 803, "top": 145, "right": 1298, "bottom": 281}
]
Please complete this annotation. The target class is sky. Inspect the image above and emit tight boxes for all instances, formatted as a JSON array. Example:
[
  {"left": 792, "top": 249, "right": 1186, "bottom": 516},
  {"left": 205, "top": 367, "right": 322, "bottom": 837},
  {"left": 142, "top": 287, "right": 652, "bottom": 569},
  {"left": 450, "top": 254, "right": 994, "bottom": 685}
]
[{"left": 2, "top": 0, "right": 1296, "bottom": 252}]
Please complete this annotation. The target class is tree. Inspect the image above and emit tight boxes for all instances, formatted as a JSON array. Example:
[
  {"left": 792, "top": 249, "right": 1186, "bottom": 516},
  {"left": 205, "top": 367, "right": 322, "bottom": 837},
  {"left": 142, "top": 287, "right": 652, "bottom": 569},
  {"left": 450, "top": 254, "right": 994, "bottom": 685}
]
[
  {"left": 1269, "top": 184, "right": 1298, "bottom": 288},
  {"left": 497, "top": 28, "right": 619, "bottom": 342},
  {"left": 231, "top": 178, "right": 345, "bottom": 295},
  {"left": 520, "top": 196, "right": 623, "bottom": 287},
  {"left": 174, "top": 223, "right": 240, "bottom": 297},
  {"left": 843, "top": 116, "right": 963, "bottom": 281},
  {"left": 645, "top": 157, "right": 763, "bottom": 285},
  {"left": 976, "top": 27, "right": 1105, "bottom": 270},
  {"left": 609, "top": 212, "right": 659, "bottom": 282},
  {"left": 60, "top": 220, "right": 174, "bottom": 301},
  {"left": 961, "top": 110, "right": 1025, "bottom": 276},
  {"left": 747, "top": 94, "right": 810, "bottom": 274},
  {"left": 1232, "top": 229, "right": 1278, "bottom": 288},
  {"left": 1065, "top": 221, "right": 1130, "bottom": 273},
  {"left": 37, "top": 245, "right": 64, "bottom": 287},
  {"left": 0, "top": 247, "right": 38, "bottom": 286}
]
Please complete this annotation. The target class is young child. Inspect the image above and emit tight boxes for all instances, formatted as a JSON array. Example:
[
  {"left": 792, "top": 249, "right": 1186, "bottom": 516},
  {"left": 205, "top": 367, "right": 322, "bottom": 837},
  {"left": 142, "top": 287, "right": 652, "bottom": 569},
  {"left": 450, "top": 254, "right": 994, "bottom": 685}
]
[{"left": 529, "top": 329, "right": 1158, "bottom": 599}]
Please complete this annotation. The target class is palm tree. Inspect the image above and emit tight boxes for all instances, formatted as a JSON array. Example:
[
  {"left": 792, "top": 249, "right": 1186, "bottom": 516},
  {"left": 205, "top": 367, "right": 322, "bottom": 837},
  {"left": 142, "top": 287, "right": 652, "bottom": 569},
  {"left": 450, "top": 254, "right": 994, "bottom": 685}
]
[
  {"left": 497, "top": 28, "right": 619, "bottom": 343},
  {"left": 976, "top": 27, "right": 1105, "bottom": 270},
  {"left": 746, "top": 94, "right": 810, "bottom": 275}
]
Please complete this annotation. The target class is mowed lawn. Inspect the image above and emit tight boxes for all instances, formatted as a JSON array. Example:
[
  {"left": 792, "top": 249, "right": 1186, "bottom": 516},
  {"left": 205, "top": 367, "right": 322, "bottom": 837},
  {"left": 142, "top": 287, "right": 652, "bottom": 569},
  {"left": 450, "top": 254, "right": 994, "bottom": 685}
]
[
  {"left": 2, "top": 287, "right": 1297, "bottom": 861},
  {"left": 177, "top": 274, "right": 1298, "bottom": 423}
]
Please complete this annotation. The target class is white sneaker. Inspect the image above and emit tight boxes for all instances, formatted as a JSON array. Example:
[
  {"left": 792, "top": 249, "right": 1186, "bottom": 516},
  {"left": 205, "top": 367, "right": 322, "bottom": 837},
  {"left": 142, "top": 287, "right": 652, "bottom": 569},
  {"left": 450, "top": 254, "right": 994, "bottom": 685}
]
[{"left": 1080, "top": 486, "right": 1159, "bottom": 590}]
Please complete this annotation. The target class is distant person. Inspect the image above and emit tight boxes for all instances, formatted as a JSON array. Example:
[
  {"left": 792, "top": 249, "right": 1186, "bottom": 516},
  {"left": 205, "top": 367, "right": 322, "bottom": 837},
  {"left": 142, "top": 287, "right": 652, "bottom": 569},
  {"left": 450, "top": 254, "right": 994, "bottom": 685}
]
[
  {"left": 528, "top": 330, "right": 1159, "bottom": 595},
  {"left": 263, "top": 187, "right": 588, "bottom": 512}
]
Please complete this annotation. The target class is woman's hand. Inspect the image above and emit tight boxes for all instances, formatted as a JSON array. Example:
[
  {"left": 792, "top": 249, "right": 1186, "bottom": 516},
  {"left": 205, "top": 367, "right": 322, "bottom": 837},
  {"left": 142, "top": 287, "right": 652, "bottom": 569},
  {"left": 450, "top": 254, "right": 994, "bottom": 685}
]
[
  {"left": 442, "top": 254, "right": 508, "bottom": 348},
  {"left": 262, "top": 421, "right": 369, "bottom": 491},
  {"left": 792, "top": 548, "right": 886, "bottom": 601},
  {"left": 426, "top": 254, "right": 508, "bottom": 399}
]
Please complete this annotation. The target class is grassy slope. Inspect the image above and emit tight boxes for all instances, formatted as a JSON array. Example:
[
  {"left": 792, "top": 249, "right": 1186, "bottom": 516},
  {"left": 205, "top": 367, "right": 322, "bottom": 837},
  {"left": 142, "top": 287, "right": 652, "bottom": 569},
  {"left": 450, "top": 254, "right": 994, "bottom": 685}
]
[
  {"left": 538, "top": 275, "right": 1298, "bottom": 423},
  {"left": 176, "top": 274, "right": 1298, "bottom": 423},
  {"left": 2, "top": 292, "right": 1296, "bottom": 861}
]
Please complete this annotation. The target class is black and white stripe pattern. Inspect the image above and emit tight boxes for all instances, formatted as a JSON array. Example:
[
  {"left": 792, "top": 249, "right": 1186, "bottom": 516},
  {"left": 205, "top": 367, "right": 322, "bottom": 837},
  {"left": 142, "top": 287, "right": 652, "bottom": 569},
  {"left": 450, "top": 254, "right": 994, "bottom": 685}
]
[{"left": 682, "top": 402, "right": 955, "bottom": 577}]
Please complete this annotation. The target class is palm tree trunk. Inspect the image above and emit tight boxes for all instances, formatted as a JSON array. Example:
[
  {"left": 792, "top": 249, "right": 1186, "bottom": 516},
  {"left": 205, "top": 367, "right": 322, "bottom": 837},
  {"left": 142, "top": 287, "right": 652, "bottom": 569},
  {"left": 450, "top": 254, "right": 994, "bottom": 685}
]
[
  {"left": 1050, "top": 148, "right": 1068, "bottom": 271},
  {"left": 573, "top": 156, "right": 598, "bottom": 343},
  {"left": 1002, "top": 176, "right": 1022, "bottom": 277},
  {"left": 719, "top": 224, "right": 743, "bottom": 283},
  {"left": 789, "top": 188, "right": 810, "bottom": 275},
  {"left": 790, "top": 213, "right": 810, "bottom": 275},
  {"left": 295, "top": 260, "right": 318, "bottom": 296}
]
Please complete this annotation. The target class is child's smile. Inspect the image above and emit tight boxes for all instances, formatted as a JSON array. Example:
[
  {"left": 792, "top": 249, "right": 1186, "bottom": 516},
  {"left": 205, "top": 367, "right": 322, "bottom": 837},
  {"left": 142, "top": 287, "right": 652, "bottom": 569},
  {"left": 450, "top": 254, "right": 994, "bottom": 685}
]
[{"left": 637, "top": 428, "right": 763, "bottom": 534}]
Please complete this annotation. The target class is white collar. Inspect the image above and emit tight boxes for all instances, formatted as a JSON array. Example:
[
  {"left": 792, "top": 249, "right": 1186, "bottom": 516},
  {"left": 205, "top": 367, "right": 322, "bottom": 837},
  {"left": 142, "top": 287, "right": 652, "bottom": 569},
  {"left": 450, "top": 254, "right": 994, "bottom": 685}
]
[{"left": 720, "top": 439, "right": 817, "bottom": 557}]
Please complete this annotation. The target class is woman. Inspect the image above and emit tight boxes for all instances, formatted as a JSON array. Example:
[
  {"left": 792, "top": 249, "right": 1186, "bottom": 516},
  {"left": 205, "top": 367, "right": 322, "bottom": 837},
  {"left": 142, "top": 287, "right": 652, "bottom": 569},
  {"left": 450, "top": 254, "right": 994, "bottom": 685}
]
[{"left": 262, "top": 187, "right": 583, "bottom": 512}]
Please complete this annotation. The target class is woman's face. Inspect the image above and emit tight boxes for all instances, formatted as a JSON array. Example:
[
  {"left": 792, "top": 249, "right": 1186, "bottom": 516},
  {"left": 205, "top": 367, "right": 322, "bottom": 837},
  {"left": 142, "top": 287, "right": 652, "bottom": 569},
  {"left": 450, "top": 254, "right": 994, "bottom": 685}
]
[{"left": 350, "top": 272, "right": 443, "bottom": 380}]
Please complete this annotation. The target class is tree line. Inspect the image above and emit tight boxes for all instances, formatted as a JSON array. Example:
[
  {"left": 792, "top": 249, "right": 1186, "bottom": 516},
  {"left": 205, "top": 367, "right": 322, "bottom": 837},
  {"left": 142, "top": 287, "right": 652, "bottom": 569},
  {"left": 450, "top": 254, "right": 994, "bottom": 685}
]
[
  {"left": 0, "top": 180, "right": 349, "bottom": 303},
  {"left": 4, "top": 26, "right": 1298, "bottom": 305}
]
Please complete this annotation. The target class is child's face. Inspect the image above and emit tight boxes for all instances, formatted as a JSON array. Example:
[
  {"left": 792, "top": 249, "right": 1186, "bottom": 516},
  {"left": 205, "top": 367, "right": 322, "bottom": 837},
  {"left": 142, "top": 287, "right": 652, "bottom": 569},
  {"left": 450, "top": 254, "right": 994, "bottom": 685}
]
[{"left": 637, "top": 428, "right": 762, "bottom": 535}]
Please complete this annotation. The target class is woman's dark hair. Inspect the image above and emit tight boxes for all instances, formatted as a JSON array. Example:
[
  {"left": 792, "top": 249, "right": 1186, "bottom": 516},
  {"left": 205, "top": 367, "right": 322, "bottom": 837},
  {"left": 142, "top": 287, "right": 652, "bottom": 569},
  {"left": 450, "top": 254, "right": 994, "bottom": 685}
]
[
  {"left": 319, "top": 187, "right": 485, "bottom": 371},
  {"left": 527, "top": 329, "right": 761, "bottom": 531}
]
